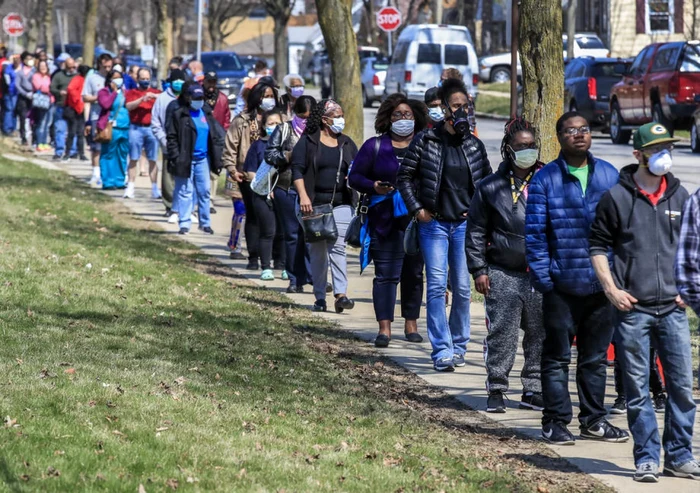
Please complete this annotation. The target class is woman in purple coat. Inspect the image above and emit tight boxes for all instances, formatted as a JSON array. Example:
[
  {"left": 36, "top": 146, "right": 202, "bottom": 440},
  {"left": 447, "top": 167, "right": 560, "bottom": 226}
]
[{"left": 348, "top": 94, "right": 428, "bottom": 347}]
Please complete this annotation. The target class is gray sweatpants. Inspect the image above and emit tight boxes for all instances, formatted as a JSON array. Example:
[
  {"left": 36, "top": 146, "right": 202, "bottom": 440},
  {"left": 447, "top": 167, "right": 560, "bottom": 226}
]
[
  {"left": 308, "top": 205, "right": 352, "bottom": 301},
  {"left": 483, "top": 267, "right": 544, "bottom": 394}
]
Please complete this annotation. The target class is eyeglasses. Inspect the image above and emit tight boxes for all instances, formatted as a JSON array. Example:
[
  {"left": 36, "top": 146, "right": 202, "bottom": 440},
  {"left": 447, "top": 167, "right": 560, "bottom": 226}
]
[
  {"left": 510, "top": 143, "right": 538, "bottom": 151},
  {"left": 391, "top": 111, "right": 414, "bottom": 120},
  {"left": 561, "top": 126, "right": 591, "bottom": 136}
]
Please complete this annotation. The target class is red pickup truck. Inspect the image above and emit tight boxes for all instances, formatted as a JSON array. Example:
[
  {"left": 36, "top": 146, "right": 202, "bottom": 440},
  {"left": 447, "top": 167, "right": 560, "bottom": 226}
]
[{"left": 609, "top": 41, "right": 700, "bottom": 144}]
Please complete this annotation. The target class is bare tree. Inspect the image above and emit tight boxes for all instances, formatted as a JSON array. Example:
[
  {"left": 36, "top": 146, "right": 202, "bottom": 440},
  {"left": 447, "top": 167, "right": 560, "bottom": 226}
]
[
  {"left": 263, "top": 0, "right": 295, "bottom": 80},
  {"left": 43, "top": 0, "right": 54, "bottom": 50},
  {"left": 481, "top": 0, "right": 492, "bottom": 55},
  {"left": 315, "top": 0, "right": 363, "bottom": 144},
  {"left": 207, "top": 0, "right": 258, "bottom": 51},
  {"left": 154, "top": 0, "right": 172, "bottom": 81},
  {"left": 519, "top": 0, "right": 564, "bottom": 162}
]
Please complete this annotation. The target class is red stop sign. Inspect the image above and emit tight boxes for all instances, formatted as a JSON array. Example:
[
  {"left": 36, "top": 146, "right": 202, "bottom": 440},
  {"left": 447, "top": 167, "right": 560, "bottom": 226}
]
[
  {"left": 3, "top": 13, "right": 24, "bottom": 37},
  {"left": 377, "top": 7, "right": 402, "bottom": 32}
]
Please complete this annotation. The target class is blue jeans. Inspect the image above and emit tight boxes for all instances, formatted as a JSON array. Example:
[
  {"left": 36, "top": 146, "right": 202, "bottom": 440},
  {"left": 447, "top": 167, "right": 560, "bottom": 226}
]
[
  {"left": 174, "top": 157, "right": 211, "bottom": 230},
  {"left": 54, "top": 106, "right": 68, "bottom": 156},
  {"left": 418, "top": 219, "right": 470, "bottom": 362},
  {"left": 273, "top": 187, "right": 310, "bottom": 288},
  {"left": 615, "top": 308, "right": 696, "bottom": 468},
  {"left": 33, "top": 108, "right": 50, "bottom": 145},
  {"left": 2, "top": 93, "right": 16, "bottom": 134}
]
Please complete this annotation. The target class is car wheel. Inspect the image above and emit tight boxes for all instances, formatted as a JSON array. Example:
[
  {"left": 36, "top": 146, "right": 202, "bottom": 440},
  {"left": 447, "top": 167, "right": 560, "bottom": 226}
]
[
  {"left": 490, "top": 67, "right": 511, "bottom": 84},
  {"left": 692, "top": 122, "right": 700, "bottom": 154},
  {"left": 610, "top": 103, "right": 631, "bottom": 145},
  {"left": 652, "top": 103, "right": 674, "bottom": 136}
]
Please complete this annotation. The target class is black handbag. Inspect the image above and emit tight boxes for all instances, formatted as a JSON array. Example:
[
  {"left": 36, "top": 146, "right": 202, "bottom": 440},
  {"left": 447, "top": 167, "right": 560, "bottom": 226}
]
[
  {"left": 301, "top": 147, "right": 344, "bottom": 243},
  {"left": 404, "top": 218, "right": 420, "bottom": 255},
  {"left": 344, "top": 197, "right": 367, "bottom": 248}
]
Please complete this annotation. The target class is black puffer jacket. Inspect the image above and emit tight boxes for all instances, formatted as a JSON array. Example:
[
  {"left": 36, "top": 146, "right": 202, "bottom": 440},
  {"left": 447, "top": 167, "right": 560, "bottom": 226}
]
[
  {"left": 166, "top": 105, "right": 226, "bottom": 179},
  {"left": 466, "top": 161, "right": 542, "bottom": 278},
  {"left": 397, "top": 124, "right": 491, "bottom": 217},
  {"left": 264, "top": 121, "right": 298, "bottom": 191}
]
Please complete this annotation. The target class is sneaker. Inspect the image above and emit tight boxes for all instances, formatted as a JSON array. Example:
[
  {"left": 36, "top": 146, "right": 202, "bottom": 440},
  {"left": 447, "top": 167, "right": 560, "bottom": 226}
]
[
  {"left": 246, "top": 260, "right": 259, "bottom": 271},
  {"left": 123, "top": 185, "right": 135, "bottom": 199},
  {"left": 79, "top": 155, "right": 89, "bottom": 162},
  {"left": 486, "top": 391, "right": 506, "bottom": 413},
  {"left": 433, "top": 358, "right": 455, "bottom": 372},
  {"left": 178, "top": 228, "right": 189, "bottom": 235},
  {"left": 152, "top": 189, "right": 162, "bottom": 199},
  {"left": 167, "top": 213, "right": 179, "bottom": 224},
  {"left": 286, "top": 285, "right": 304, "bottom": 294},
  {"left": 452, "top": 353, "right": 466, "bottom": 367},
  {"left": 634, "top": 462, "right": 659, "bottom": 483},
  {"left": 520, "top": 392, "right": 544, "bottom": 411},
  {"left": 210, "top": 207, "right": 217, "bottom": 214},
  {"left": 580, "top": 419, "right": 629, "bottom": 443},
  {"left": 663, "top": 459, "right": 700, "bottom": 480},
  {"left": 199, "top": 226, "right": 214, "bottom": 235},
  {"left": 281, "top": 270, "right": 289, "bottom": 281},
  {"left": 653, "top": 393, "right": 666, "bottom": 414},
  {"left": 325, "top": 282, "right": 333, "bottom": 294},
  {"left": 89, "top": 176, "right": 100, "bottom": 188},
  {"left": 61, "top": 154, "right": 70, "bottom": 161},
  {"left": 229, "top": 250, "right": 246, "bottom": 260},
  {"left": 260, "top": 269, "right": 275, "bottom": 281},
  {"left": 609, "top": 396, "right": 627, "bottom": 415},
  {"left": 313, "top": 299, "right": 327, "bottom": 312},
  {"left": 191, "top": 214, "right": 198, "bottom": 224},
  {"left": 52, "top": 154, "right": 61, "bottom": 161},
  {"left": 542, "top": 422, "right": 576, "bottom": 445}
]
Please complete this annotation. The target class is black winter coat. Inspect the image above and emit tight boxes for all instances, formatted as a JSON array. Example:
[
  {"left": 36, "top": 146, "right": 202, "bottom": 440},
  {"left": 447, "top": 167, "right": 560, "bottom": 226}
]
[
  {"left": 466, "top": 161, "right": 541, "bottom": 277},
  {"left": 397, "top": 124, "right": 491, "bottom": 217},
  {"left": 166, "top": 105, "right": 226, "bottom": 179},
  {"left": 264, "top": 121, "right": 297, "bottom": 190},
  {"left": 589, "top": 165, "right": 688, "bottom": 315}
]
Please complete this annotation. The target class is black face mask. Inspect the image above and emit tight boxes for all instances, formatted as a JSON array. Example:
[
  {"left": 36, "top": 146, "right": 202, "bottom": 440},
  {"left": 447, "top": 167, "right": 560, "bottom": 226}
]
[{"left": 449, "top": 106, "right": 470, "bottom": 135}]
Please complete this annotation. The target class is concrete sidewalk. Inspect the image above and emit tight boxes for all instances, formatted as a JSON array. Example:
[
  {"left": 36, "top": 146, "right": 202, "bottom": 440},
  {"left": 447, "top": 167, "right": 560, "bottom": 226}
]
[{"left": 15, "top": 153, "right": 700, "bottom": 493}]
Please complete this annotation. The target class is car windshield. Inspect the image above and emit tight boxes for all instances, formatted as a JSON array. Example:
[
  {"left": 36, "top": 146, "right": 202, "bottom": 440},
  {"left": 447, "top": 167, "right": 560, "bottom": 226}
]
[
  {"left": 372, "top": 58, "right": 389, "bottom": 71},
  {"left": 592, "top": 63, "right": 627, "bottom": 77},
  {"left": 202, "top": 54, "right": 243, "bottom": 73},
  {"left": 680, "top": 45, "right": 700, "bottom": 72},
  {"left": 576, "top": 36, "right": 606, "bottom": 49}
]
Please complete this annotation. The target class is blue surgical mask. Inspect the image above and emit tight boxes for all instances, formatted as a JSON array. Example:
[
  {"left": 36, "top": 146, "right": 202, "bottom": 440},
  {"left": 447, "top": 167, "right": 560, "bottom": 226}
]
[
  {"left": 190, "top": 99, "right": 204, "bottom": 111},
  {"left": 112, "top": 78, "right": 123, "bottom": 89},
  {"left": 391, "top": 119, "right": 415, "bottom": 137},
  {"left": 428, "top": 107, "right": 444, "bottom": 122},
  {"left": 265, "top": 125, "right": 277, "bottom": 137},
  {"left": 290, "top": 86, "right": 305, "bottom": 98},
  {"left": 329, "top": 117, "right": 345, "bottom": 134},
  {"left": 171, "top": 80, "right": 184, "bottom": 93},
  {"left": 138, "top": 80, "right": 150, "bottom": 89},
  {"left": 260, "top": 98, "right": 276, "bottom": 111}
]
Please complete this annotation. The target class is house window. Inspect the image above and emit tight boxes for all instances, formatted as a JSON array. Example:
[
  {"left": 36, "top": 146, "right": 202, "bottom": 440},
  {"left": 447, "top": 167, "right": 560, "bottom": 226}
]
[{"left": 646, "top": 0, "right": 674, "bottom": 34}]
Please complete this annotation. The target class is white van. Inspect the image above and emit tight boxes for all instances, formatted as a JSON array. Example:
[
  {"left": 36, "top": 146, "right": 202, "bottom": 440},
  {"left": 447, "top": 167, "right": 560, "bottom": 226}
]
[{"left": 384, "top": 24, "right": 479, "bottom": 101}]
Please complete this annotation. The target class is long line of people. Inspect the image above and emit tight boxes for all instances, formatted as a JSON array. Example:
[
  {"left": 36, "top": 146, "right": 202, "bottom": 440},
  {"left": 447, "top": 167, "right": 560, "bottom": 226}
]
[{"left": 3, "top": 49, "right": 697, "bottom": 483}]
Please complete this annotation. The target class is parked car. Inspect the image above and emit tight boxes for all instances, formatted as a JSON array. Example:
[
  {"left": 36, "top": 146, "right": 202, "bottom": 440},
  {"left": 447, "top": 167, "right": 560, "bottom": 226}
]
[
  {"left": 563, "top": 33, "right": 610, "bottom": 59},
  {"left": 361, "top": 56, "right": 389, "bottom": 107},
  {"left": 321, "top": 48, "right": 384, "bottom": 99},
  {"left": 384, "top": 24, "right": 479, "bottom": 100},
  {"left": 564, "top": 57, "right": 631, "bottom": 131},
  {"left": 609, "top": 40, "right": 700, "bottom": 144},
  {"left": 201, "top": 51, "right": 248, "bottom": 107},
  {"left": 690, "top": 96, "right": 700, "bottom": 153},
  {"left": 478, "top": 52, "right": 521, "bottom": 83}
]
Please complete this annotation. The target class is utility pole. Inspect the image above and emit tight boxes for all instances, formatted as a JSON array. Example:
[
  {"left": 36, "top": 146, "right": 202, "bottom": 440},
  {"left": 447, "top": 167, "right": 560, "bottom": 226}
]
[
  {"left": 566, "top": 0, "right": 577, "bottom": 60},
  {"left": 435, "top": 0, "right": 443, "bottom": 24},
  {"left": 196, "top": 0, "right": 204, "bottom": 61}
]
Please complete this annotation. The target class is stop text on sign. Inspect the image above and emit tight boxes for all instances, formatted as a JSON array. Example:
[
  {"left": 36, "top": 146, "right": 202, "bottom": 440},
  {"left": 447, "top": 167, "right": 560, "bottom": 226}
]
[{"left": 377, "top": 7, "right": 402, "bottom": 32}]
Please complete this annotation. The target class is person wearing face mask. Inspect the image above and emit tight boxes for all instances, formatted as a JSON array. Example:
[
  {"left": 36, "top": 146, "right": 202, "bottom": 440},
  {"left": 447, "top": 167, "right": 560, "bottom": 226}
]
[
  {"left": 30, "top": 60, "right": 54, "bottom": 152},
  {"left": 63, "top": 65, "right": 90, "bottom": 161},
  {"left": 166, "top": 84, "right": 225, "bottom": 236},
  {"left": 223, "top": 82, "right": 279, "bottom": 269},
  {"left": 50, "top": 56, "right": 78, "bottom": 159},
  {"left": 424, "top": 87, "right": 444, "bottom": 128},
  {"left": 291, "top": 99, "right": 358, "bottom": 313},
  {"left": 589, "top": 123, "right": 698, "bottom": 483},
  {"left": 264, "top": 95, "right": 316, "bottom": 293},
  {"left": 280, "top": 73, "right": 305, "bottom": 120},
  {"left": 242, "top": 109, "right": 283, "bottom": 280},
  {"left": 397, "top": 78, "right": 491, "bottom": 372},
  {"left": 525, "top": 112, "right": 625, "bottom": 446},
  {"left": 203, "top": 71, "right": 231, "bottom": 210},
  {"left": 466, "top": 118, "right": 545, "bottom": 413},
  {"left": 83, "top": 53, "right": 114, "bottom": 187},
  {"left": 96, "top": 70, "right": 130, "bottom": 189},
  {"left": 123, "top": 68, "right": 162, "bottom": 199},
  {"left": 15, "top": 52, "right": 36, "bottom": 147},
  {"left": 348, "top": 94, "right": 427, "bottom": 347}
]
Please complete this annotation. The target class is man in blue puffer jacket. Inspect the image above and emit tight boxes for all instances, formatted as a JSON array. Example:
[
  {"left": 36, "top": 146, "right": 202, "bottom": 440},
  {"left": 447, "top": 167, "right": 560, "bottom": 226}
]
[{"left": 525, "top": 112, "right": 629, "bottom": 445}]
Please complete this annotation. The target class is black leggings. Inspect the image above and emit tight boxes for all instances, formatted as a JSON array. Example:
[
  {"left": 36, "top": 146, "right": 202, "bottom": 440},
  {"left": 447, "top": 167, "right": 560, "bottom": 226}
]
[
  {"left": 15, "top": 95, "right": 31, "bottom": 144},
  {"left": 251, "top": 193, "right": 277, "bottom": 270},
  {"left": 240, "top": 181, "right": 260, "bottom": 262},
  {"left": 63, "top": 107, "right": 85, "bottom": 158}
]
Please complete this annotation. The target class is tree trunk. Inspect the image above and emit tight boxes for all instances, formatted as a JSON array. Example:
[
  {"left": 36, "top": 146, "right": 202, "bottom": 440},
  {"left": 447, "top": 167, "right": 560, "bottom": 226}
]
[
  {"left": 83, "top": 0, "right": 99, "bottom": 67},
  {"left": 519, "top": 0, "right": 564, "bottom": 162},
  {"left": 26, "top": 18, "right": 39, "bottom": 52},
  {"left": 43, "top": 0, "right": 54, "bottom": 50},
  {"left": 155, "top": 0, "right": 172, "bottom": 82},
  {"left": 273, "top": 17, "right": 288, "bottom": 81},
  {"left": 316, "top": 0, "right": 363, "bottom": 145},
  {"left": 481, "top": 0, "right": 492, "bottom": 55}
]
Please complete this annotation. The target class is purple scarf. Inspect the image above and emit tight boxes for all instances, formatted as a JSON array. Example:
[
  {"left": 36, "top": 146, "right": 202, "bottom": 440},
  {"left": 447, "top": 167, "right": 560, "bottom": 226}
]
[{"left": 291, "top": 115, "right": 306, "bottom": 135}]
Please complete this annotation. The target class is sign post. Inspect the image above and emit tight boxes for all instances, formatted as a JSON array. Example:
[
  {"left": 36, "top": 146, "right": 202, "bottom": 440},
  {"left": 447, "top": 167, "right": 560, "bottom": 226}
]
[
  {"left": 3, "top": 13, "right": 25, "bottom": 54},
  {"left": 377, "top": 7, "right": 402, "bottom": 57}
]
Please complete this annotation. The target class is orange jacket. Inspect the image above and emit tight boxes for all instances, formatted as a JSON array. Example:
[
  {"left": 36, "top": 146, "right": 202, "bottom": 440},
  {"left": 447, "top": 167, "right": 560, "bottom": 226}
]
[{"left": 65, "top": 74, "right": 85, "bottom": 114}]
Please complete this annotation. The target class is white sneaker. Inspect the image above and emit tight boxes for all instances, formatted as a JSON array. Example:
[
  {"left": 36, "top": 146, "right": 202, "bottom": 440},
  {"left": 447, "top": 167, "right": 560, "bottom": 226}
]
[
  {"left": 89, "top": 176, "right": 100, "bottom": 188},
  {"left": 167, "top": 213, "right": 179, "bottom": 224},
  {"left": 123, "top": 184, "right": 135, "bottom": 199},
  {"left": 152, "top": 189, "right": 162, "bottom": 199},
  {"left": 191, "top": 214, "right": 198, "bottom": 224}
]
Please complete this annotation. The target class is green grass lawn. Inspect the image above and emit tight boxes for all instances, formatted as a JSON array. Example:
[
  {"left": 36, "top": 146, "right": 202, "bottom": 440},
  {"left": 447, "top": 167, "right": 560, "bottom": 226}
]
[
  {"left": 475, "top": 94, "right": 511, "bottom": 118},
  {"left": 480, "top": 82, "right": 511, "bottom": 94},
  {"left": 0, "top": 158, "right": 613, "bottom": 492}
]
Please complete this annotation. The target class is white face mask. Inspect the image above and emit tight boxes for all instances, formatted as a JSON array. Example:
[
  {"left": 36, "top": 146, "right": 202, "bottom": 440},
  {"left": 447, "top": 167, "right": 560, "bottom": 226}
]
[
  {"left": 647, "top": 149, "right": 672, "bottom": 176},
  {"left": 26, "top": 59, "right": 35, "bottom": 67},
  {"left": 391, "top": 119, "right": 415, "bottom": 137},
  {"left": 511, "top": 148, "right": 539, "bottom": 169},
  {"left": 328, "top": 117, "right": 345, "bottom": 134},
  {"left": 428, "top": 107, "right": 444, "bottom": 122},
  {"left": 260, "top": 97, "right": 276, "bottom": 111}
]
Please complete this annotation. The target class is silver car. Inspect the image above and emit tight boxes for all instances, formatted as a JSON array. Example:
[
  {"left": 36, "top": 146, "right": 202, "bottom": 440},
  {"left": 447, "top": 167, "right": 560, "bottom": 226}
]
[
  {"left": 361, "top": 56, "right": 389, "bottom": 108},
  {"left": 479, "top": 52, "right": 521, "bottom": 83}
]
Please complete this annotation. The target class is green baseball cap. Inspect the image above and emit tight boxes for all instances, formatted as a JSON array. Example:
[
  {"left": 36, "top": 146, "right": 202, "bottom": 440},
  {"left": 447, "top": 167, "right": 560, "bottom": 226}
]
[{"left": 633, "top": 122, "right": 680, "bottom": 150}]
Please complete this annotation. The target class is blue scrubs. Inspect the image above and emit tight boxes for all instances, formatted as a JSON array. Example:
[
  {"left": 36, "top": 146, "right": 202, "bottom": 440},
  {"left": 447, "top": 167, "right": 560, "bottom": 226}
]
[{"left": 100, "top": 91, "right": 130, "bottom": 189}]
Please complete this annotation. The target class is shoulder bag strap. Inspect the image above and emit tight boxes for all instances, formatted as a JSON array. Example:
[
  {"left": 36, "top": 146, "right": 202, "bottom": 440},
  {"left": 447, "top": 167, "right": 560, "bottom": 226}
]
[{"left": 329, "top": 145, "right": 344, "bottom": 206}]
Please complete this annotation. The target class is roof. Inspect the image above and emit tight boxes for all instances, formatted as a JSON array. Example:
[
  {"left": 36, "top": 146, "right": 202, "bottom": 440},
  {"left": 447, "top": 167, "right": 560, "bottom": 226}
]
[{"left": 228, "top": 34, "right": 274, "bottom": 57}]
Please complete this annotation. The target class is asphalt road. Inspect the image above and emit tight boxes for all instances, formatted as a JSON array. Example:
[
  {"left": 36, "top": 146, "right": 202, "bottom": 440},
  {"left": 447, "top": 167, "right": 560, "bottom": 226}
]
[{"left": 361, "top": 105, "right": 700, "bottom": 193}]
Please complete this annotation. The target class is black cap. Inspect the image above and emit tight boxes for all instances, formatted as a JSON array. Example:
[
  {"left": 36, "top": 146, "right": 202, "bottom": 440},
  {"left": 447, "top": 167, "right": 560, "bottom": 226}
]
[
  {"left": 168, "top": 68, "right": 186, "bottom": 82},
  {"left": 204, "top": 71, "right": 217, "bottom": 81},
  {"left": 187, "top": 84, "right": 204, "bottom": 99},
  {"left": 424, "top": 87, "right": 439, "bottom": 104}
]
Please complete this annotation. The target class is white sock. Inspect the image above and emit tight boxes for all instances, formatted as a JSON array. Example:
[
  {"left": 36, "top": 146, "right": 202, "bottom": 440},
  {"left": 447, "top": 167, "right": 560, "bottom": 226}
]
[
  {"left": 92, "top": 167, "right": 100, "bottom": 178},
  {"left": 151, "top": 183, "right": 159, "bottom": 192}
]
